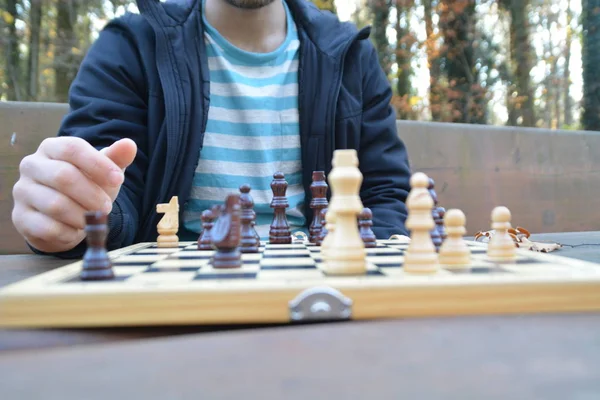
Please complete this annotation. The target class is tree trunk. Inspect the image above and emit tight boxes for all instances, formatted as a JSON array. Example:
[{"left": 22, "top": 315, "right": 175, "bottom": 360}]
[
  {"left": 55, "top": 0, "right": 79, "bottom": 103},
  {"left": 27, "top": 0, "right": 43, "bottom": 101},
  {"left": 394, "top": 0, "right": 414, "bottom": 119},
  {"left": 4, "top": 0, "right": 21, "bottom": 101},
  {"left": 563, "top": 0, "right": 573, "bottom": 128},
  {"left": 500, "top": 0, "right": 536, "bottom": 127},
  {"left": 582, "top": 0, "right": 600, "bottom": 131},
  {"left": 424, "top": 0, "right": 442, "bottom": 121},
  {"left": 370, "top": 0, "right": 393, "bottom": 77},
  {"left": 440, "top": 0, "right": 480, "bottom": 123}
]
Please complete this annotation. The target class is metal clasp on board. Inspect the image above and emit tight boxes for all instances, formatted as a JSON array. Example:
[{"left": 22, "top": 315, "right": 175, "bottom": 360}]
[{"left": 289, "top": 286, "right": 352, "bottom": 322}]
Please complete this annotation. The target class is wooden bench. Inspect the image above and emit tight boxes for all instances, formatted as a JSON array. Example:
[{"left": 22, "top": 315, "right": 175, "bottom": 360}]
[{"left": 2, "top": 100, "right": 600, "bottom": 254}]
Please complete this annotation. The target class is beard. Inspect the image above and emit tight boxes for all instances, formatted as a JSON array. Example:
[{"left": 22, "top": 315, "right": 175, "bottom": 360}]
[{"left": 222, "top": 0, "right": 276, "bottom": 9}]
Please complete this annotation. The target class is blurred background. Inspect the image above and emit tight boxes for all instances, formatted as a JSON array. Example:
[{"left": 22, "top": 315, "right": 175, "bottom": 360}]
[{"left": 0, "top": 0, "right": 597, "bottom": 131}]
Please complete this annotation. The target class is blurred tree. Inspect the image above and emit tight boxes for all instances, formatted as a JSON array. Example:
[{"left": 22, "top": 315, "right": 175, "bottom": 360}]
[
  {"left": 439, "top": 0, "right": 486, "bottom": 124},
  {"left": 497, "top": 0, "right": 536, "bottom": 126},
  {"left": 563, "top": 0, "right": 573, "bottom": 127},
  {"left": 369, "top": 0, "right": 393, "bottom": 77},
  {"left": 582, "top": 0, "right": 600, "bottom": 131},
  {"left": 393, "top": 0, "right": 416, "bottom": 119},
  {"left": 3, "top": 0, "right": 21, "bottom": 100},
  {"left": 310, "top": 0, "right": 337, "bottom": 13},
  {"left": 424, "top": 0, "right": 443, "bottom": 121},
  {"left": 27, "top": 0, "right": 43, "bottom": 101}
]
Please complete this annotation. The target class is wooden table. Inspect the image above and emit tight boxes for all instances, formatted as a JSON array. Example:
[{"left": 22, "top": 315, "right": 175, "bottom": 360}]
[{"left": 1, "top": 232, "right": 600, "bottom": 398}]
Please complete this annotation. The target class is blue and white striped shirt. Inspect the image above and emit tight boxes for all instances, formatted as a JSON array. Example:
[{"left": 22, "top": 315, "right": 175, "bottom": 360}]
[{"left": 183, "top": 1, "right": 306, "bottom": 239}]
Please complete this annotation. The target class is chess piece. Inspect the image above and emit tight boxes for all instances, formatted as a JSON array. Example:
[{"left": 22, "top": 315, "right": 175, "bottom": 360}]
[
  {"left": 403, "top": 172, "right": 439, "bottom": 274},
  {"left": 358, "top": 207, "right": 377, "bottom": 248},
  {"left": 487, "top": 206, "right": 516, "bottom": 262},
  {"left": 322, "top": 149, "right": 366, "bottom": 275},
  {"left": 439, "top": 209, "right": 471, "bottom": 267},
  {"left": 156, "top": 196, "right": 179, "bottom": 248},
  {"left": 211, "top": 194, "right": 242, "bottom": 268},
  {"left": 436, "top": 206, "right": 447, "bottom": 240},
  {"left": 309, "top": 171, "right": 328, "bottom": 243},
  {"left": 240, "top": 184, "right": 260, "bottom": 253},
  {"left": 428, "top": 178, "right": 443, "bottom": 251},
  {"left": 81, "top": 211, "right": 114, "bottom": 280},
  {"left": 315, "top": 207, "right": 328, "bottom": 246},
  {"left": 319, "top": 207, "right": 335, "bottom": 259},
  {"left": 197, "top": 209, "right": 215, "bottom": 250},
  {"left": 269, "top": 172, "right": 292, "bottom": 244}
]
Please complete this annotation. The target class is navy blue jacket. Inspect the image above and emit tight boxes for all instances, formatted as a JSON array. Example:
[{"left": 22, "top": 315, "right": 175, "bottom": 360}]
[{"left": 48, "top": 0, "right": 412, "bottom": 258}]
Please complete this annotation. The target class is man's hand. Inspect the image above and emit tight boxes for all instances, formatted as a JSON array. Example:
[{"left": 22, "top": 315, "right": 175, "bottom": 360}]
[{"left": 11, "top": 137, "right": 137, "bottom": 253}]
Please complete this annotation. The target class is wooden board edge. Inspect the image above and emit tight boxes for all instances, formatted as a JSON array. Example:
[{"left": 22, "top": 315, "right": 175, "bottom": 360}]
[{"left": 1, "top": 280, "right": 600, "bottom": 328}]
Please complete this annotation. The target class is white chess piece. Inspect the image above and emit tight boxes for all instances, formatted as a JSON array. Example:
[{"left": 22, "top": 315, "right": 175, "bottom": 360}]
[
  {"left": 439, "top": 209, "right": 471, "bottom": 267},
  {"left": 322, "top": 149, "right": 366, "bottom": 275},
  {"left": 403, "top": 172, "right": 439, "bottom": 274},
  {"left": 156, "top": 196, "right": 179, "bottom": 248},
  {"left": 487, "top": 206, "right": 516, "bottom": 262}
]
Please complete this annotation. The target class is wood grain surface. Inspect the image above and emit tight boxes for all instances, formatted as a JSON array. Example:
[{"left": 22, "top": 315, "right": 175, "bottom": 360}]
[
  {"left": 1, "top": 314, "right": 599, "bottom": 399},
  {"left": 0, "top": 101, "right": 69, "bottom": 254},
  {"left": 401, "top": 121, "right": 600, "bottom": 235}
]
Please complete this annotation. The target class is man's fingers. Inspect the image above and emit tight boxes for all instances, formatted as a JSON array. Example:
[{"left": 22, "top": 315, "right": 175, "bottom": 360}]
[
  {"left": 12, "top": 178, "right": 90, "bottom": 230},
  {"left": 38, "top": 137, "right": 124, "bottom": 189},
  {"left": 12, "top": 204, "right": 84, "bottom": 247},
  {"left": 101, "top": 138, "right": 137, "bottom": 171},
  {"left": 19, "top": 157, "right": 113, "bottom": 214}
]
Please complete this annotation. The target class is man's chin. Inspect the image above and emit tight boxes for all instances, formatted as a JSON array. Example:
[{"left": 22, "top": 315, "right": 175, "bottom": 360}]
[{"left": 223, "top": 0, "right": 276, "bottom": 9}]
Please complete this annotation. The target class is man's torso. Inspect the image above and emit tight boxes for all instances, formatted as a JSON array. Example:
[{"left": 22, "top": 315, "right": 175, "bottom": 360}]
[{"left": 182, "top": 1, "right": 306, "bottom": 238}]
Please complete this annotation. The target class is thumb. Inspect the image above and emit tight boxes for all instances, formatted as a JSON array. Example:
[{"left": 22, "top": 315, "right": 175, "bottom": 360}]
[{"left": 100, "top": 138, "right": 137, "bottom": 171}]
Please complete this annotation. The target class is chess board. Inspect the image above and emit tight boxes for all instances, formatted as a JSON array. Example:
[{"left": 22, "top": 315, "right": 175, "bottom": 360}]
[{"left": 2, "top": 238, "right": 600, "bottom": 328}]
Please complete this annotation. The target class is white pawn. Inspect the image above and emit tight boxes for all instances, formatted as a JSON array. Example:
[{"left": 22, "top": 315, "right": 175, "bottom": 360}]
[
  {"left": 439, "top": 209, "right": 471, "bottom": 268},
  {"left": 403, "top": 172, "right": 439, "bottom": 274},
  {"left": 487, "top": 206, "right": 516, "bottom": 262}
]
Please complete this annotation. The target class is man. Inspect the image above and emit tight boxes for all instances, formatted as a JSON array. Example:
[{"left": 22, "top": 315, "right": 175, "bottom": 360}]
[{"left": 11, "top": 0, "right": 412, "bottom": 258}]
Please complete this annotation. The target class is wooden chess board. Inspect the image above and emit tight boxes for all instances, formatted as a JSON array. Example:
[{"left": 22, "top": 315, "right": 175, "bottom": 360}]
[{"left": 2, "top": 238, "right": 600, "bottom": 328}]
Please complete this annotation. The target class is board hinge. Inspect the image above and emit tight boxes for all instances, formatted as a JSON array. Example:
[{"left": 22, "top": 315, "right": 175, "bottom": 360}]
[{"left": 289, "top": 286, "right": 352, "bottom": 322}]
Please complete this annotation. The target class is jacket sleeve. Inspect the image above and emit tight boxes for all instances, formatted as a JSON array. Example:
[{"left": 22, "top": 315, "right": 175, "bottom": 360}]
[
  {"left": 357, "top": 40, "right": 412, "bottom": 238},
  {"left": 30, "top": 16, "right": 149, "bottom": 258}
]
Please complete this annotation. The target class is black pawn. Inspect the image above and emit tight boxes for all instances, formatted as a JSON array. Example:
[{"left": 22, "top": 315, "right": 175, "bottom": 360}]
[
  {"left": 436, "top": 207, "right": 447, "bottom": 240},
  {"left": 316, "top": 207, "right": 328, "bottom": 246},
  {"left": 240, "top": 184, "right": 260, "bottom": 253},
  {"left": 81, "top": 211, "right": 114, "bottom": 281},
  {"left": 358, "top": 207, "right": 377, "bottom": 248},
  {"left": 198, "top": 209, "right": 215, "bottom": 251},
  {"left": 428, "top": 178, "right": 443, "bottom": 252}
]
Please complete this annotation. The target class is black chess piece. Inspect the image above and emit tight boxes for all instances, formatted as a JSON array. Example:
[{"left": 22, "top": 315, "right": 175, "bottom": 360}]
[
  {"left": 269, "top": 172, "right": 291, "bottom": 244},
  {"left": 80, "top": 211, "right": 114, "bottom": 280},
  {"left": 316, "top": 207, "right": 328, "bottom": 246},
  {"left": 240, "top": 184, "right": 260, "bottom": 253},
  {"left": 358, "top": 207, "right": 377, "bottom": 248},
  {"left": 211, "top": 194, "right": 242, "bottom": 269},
  {"left": 436, "top": 206, "right": 447, "bottom": 240},
  {"left": 309, "top": 171, "right": 328, "bottom": 243},
  {"left": 428, "top": 178, "right": 443, "bottom": 252},
  {"left": 198, "top": 209, "right": 215, "bottom": 250}
]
